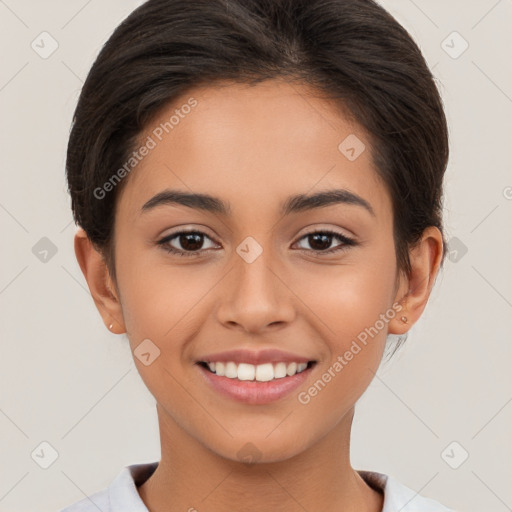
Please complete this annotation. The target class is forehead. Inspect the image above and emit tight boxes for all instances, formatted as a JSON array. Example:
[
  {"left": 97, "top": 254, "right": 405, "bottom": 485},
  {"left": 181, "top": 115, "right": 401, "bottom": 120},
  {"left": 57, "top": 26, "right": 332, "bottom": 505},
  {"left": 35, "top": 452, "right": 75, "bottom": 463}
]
[{"left": 117, "top": 79, "right": 390, "bottom": 222}]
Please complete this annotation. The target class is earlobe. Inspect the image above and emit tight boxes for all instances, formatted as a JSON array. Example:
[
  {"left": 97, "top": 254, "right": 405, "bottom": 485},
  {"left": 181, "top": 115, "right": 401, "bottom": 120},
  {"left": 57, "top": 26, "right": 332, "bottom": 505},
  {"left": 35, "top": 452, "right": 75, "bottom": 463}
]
[
  {"left": 74, "top": 227, "right": 126, "bottom": 333},
  {"left": 388, "top": 226, "right": 444, "bottom": 335}
]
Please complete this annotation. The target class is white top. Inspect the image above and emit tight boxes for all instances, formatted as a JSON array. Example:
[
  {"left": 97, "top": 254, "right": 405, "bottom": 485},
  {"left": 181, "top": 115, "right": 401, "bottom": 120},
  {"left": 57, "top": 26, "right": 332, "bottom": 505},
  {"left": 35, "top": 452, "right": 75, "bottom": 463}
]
[{"left": 60, "top": 461, "right": 455, "bottom": 512}]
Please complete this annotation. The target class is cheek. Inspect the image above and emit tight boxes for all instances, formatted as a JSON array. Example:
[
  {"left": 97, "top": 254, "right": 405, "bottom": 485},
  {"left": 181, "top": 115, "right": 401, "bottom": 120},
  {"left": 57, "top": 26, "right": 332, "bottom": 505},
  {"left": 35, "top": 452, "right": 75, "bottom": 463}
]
[
  {"left": 117, "top": 250, "right": 195, "bottom": 332},
  {"left": 289, "top": 256, "right": 396, "bottom": 405},
  {"left": 293, "top": 258, "right": 397, "bottom": 347},
  {"left": 116, "top": 254, "right": 222, "bottom": 367},
  {"left": 116, "top": 263, "right": 204, "bottom": 405},
  {"left": 292, "top": 268, "right": 394, "bottom": 417}
]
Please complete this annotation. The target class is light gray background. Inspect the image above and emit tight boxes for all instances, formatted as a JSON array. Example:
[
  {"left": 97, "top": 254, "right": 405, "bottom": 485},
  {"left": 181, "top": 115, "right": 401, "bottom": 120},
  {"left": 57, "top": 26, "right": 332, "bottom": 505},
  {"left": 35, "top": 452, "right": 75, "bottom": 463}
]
[{"left": 1, "top": 1, "right": 511, "bottom": 511}]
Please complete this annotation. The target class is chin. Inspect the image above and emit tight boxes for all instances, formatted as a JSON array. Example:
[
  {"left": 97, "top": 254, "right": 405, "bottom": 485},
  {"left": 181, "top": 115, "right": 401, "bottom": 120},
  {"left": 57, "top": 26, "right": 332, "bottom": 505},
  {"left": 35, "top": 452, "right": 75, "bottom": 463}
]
[{"left": 209, "top": 436, "right": 308, "bottom": 466}]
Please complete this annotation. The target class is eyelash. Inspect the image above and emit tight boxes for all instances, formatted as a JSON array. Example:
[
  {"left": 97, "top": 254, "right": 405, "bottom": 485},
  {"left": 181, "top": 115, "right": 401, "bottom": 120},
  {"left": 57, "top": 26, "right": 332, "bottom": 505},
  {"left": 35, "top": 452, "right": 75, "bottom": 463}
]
[{"left": 157, "top": 229, "right": 357, "bottom": 258}]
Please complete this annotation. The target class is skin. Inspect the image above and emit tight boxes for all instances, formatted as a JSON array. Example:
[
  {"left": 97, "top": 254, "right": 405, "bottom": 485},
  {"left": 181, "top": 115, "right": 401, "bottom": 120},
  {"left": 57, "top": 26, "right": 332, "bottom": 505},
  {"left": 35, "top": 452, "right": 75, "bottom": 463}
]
[{"left": 75, "top": 79, "right": 443, "bottom": 512}]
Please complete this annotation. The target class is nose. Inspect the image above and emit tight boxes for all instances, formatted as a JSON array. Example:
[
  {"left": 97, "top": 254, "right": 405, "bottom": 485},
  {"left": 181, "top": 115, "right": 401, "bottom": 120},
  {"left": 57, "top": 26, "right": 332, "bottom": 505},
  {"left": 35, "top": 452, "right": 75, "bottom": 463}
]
[{"left": 216, "top": 246, "right": 296, "bottom": 334}]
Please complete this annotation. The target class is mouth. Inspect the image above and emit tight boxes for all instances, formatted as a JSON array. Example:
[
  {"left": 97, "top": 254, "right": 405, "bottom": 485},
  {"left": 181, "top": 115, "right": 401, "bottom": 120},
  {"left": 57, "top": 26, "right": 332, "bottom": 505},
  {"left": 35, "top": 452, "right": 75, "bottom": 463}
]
[
  {"left": 197, "top": 360, "right": 317, "bottom": 380},
  {"left": 195, "top": 360, "right": 318, "bottom": 405}
]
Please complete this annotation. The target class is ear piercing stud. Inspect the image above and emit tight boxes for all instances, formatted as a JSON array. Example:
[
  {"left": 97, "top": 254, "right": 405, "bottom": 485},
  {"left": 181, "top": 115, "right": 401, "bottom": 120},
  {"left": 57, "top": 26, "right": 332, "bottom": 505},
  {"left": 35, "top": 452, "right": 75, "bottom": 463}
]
[{"left": 400, "top": 316, "right": 408, "bottom": 324}]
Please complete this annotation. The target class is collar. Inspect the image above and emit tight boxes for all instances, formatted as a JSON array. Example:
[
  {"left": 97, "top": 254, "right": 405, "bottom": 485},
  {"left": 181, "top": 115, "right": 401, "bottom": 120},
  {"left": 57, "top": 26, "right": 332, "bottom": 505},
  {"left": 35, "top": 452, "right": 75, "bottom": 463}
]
[{"left": 108, "top": 461, "right": 453, "bottom": 512}]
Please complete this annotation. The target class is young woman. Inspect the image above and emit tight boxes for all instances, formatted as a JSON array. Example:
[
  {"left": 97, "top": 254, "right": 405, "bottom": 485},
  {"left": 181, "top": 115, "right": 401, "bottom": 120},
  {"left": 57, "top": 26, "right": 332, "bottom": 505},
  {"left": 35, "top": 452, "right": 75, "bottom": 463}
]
[{"left": 62, "top": 0, "right": 453, "bottom": 510}]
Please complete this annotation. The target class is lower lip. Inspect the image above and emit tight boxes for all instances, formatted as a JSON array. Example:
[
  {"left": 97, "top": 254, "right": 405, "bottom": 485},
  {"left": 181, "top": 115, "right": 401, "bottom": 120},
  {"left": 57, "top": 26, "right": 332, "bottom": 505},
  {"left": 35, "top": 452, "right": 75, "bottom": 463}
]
[{"left": 196, "top": 363, "right": 315, "bottom": 405}]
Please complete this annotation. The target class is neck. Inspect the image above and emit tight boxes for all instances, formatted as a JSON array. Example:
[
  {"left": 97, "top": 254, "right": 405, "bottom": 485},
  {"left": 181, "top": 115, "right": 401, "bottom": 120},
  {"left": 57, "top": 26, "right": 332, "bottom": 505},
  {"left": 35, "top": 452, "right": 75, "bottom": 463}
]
[{"left": 137, "top": 405, "right": 383, "bottom": 512}]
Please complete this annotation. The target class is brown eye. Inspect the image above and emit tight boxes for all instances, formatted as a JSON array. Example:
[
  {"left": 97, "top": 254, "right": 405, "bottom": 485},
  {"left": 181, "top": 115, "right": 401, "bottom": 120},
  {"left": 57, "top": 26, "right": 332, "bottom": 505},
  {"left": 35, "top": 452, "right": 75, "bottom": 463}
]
[
  {"left": 295, "top": 230, "right": 356, "bottom": 254},
  {"left": 176, "top": 232, "right": 204, "bottom": 251},
  {"left": 158, "top": 230, "right": 218, "bottom": 257}
]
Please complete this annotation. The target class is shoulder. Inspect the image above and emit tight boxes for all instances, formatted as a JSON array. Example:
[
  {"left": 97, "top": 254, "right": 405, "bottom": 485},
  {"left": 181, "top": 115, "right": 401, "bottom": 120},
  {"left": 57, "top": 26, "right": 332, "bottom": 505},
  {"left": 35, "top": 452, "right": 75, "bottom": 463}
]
[
  {"left": 59, "top": 462, "right": 158, "bottom": 512},
  {"left": 358, "top": 470, "right": 456, "bottom": 512},
  {"left": 60, "top": 487, "right": 109, "bottom": 512}
]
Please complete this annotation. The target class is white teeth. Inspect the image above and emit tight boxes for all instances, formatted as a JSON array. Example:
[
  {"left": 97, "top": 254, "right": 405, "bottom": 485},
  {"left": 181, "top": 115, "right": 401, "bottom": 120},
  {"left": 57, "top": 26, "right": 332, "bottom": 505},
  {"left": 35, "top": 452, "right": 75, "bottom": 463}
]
[
  {"left": 237, "top": 363, "right": 255, "bottom": 381},
  {"left": 225, "top": 361, "right": 238, "bottom": 378},
  {"left": 204, "top": 361, "right": 311, "bottom": 381},
  {"left": 274, "top": 362, "right": 287, "bottom": 378},
  {"left": 215, "top": 362, "right": 225, "bottom": 376},
  {"left": 286, "top": 362, "right": 297, "bottom": 376},
  {"left": 255, "top": 363, "right": 274, "bottom": 382}
]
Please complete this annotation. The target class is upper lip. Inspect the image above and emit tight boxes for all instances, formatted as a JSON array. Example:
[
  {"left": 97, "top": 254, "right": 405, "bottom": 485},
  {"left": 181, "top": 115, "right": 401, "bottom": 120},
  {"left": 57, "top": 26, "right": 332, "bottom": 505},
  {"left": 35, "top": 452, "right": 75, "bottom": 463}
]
[{"left": 196, "top": 348, "right": 315, "bottom": 365}]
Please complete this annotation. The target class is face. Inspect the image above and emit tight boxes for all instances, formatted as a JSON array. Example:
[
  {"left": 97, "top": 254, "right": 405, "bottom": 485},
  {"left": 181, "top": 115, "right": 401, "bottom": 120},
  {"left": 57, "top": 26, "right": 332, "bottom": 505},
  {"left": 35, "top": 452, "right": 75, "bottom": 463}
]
[{"left": 108, "top": 79, "right": 406, "bottom": 463}]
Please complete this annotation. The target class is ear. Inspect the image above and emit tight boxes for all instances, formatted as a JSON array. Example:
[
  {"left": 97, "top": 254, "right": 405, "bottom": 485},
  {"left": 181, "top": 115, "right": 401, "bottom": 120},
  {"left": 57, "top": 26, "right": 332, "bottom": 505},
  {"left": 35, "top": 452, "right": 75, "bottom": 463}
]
[
  {"left": 74, "top": 227, "right": 126, "bottom": 333},
  {"left": 388, "top": 226, "right": 444, "bottom": 335}
]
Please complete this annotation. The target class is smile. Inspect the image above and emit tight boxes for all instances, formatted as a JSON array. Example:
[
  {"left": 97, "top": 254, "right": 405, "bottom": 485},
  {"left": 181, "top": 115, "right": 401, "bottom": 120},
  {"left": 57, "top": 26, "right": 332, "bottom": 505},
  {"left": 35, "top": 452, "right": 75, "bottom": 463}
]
[
  {"left": 196, "top": 361, "right": 317, "bottom": 404},
  {"left": 199, "top": 360, "right": 314, "bottom": 381}
]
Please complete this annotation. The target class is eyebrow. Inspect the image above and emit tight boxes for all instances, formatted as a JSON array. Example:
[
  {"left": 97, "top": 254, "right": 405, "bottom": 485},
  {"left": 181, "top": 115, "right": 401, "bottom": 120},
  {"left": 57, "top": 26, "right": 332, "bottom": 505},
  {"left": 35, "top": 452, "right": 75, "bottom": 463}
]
[{"left": 141, "top": 188, "right": 375, "bottom": 217}]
